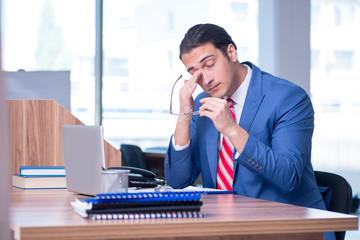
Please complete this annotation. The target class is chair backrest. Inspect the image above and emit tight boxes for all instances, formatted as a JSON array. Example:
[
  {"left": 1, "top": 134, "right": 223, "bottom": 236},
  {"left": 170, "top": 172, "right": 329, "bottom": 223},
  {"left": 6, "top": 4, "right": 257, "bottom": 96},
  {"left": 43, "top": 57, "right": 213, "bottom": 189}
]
[
  {"left": 314, "top": 171, "right": 353, "bottom": 240},
  {"left": 120, "top": 144, "right": 150, "bottom": 170}
]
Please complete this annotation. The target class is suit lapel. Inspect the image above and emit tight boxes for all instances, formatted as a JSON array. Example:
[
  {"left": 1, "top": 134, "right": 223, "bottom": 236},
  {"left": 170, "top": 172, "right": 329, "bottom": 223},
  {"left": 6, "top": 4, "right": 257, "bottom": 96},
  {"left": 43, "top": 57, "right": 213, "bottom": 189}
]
[
  {"left": 233, "top": 62, "right": 265, "bottom": 176},
  {"left": 239, "top": 62, "right": 265, "bottom": 132},
  {"left": 203, "top": 62, "right": 265, "bottom": 187}
]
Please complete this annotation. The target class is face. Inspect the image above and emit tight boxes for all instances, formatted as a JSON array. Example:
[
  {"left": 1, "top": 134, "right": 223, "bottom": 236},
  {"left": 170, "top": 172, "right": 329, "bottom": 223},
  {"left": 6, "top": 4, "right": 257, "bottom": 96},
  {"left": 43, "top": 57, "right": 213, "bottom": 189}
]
[{"left": 181, "top": 42, "right": 240, "bottom": 98}]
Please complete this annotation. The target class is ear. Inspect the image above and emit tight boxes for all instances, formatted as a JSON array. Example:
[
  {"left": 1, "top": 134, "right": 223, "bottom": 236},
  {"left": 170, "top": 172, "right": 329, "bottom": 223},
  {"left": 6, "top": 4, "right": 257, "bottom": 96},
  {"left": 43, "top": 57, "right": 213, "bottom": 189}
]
[{"left": 227, "top": 44, "right": 237, "bottom": 62}]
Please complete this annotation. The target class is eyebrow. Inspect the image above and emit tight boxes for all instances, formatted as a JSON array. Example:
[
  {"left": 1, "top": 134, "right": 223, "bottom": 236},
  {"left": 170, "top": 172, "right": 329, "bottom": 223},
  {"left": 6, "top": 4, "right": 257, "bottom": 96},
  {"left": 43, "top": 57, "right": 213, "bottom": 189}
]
[{"left": 187, "top": 54, "right": 215, "bottom": 72}]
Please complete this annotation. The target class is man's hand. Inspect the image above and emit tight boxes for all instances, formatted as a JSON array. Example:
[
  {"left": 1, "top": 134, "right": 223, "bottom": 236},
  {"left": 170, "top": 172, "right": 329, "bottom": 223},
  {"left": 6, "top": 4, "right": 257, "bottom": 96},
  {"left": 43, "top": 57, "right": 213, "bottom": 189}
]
[
  {"left": 178, "top": 71, "right": 201, "bottom": 115},
  {"left": 199, "top": 97, "right": 249, "bottom": 154},
  {"left": 173, "top": 71, "right": 201, "bottom": 146},
  {"left": 199, "top": 97, "right": 237, "bottom": 136}
]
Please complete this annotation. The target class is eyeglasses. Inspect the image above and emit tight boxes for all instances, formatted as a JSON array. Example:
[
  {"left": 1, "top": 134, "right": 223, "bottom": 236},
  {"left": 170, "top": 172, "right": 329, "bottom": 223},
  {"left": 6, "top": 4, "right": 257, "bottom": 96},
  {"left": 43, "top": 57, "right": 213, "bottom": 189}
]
[{"left": 169, "top": 74, "right": 206, "bottom": 116}]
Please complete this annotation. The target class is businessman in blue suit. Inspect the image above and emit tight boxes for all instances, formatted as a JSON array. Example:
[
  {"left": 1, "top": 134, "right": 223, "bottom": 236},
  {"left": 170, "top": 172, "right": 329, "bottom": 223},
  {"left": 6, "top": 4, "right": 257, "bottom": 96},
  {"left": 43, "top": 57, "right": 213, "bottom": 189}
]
[{"left": 164, "top": 24, "right": 334, "bottom": 239}]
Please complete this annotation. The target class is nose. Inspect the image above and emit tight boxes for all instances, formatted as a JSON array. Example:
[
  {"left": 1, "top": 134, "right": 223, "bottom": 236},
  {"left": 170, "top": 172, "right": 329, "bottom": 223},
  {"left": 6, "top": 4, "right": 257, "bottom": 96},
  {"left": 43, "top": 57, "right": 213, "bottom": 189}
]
[{"left": 200, "top": 70, "right": 212, "bottom": 85}]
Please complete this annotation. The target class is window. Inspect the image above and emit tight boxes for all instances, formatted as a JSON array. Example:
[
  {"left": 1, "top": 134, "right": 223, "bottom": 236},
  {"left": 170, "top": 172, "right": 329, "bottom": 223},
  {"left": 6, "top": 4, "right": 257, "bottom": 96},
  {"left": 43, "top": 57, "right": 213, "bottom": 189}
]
[
  {"left": 104, "top": 57, "right": 129, "bottom": 77},
  {"left": 333, "top": 50, "right": 354, "bottom": 70},
  {"left": 311, "top": 50, "right": 320, "bottom": 69},
  {"left": 168, "top": 11, "right": 174, "bottom": 31},
  {"left": 334, "top": 4, "right": 354, "bottom": 26},
  {"left": 311, "top": 5, "right": 320, "bottom": 25},
  {"left": 311, "top": 0, "right": 360, "bottom": 195},
  {"left": 2, "top": 0, "right": 258, "bottom": 151},
  {"left": 102, "top": 0, "right": 259, "bottom": 150},
  {"left": 231, "top": 1, "right": 249, "bottom": 22},
  {"left": 1, "top": 0, "right": 96, "bottom": 125}
]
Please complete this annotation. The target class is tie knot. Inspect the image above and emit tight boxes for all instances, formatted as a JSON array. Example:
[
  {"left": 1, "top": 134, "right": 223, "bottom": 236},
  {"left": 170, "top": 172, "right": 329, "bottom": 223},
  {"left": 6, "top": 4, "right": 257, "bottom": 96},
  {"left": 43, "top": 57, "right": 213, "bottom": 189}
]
[{"left": 227, "top": 98, "right": 236, "bottom": 120}]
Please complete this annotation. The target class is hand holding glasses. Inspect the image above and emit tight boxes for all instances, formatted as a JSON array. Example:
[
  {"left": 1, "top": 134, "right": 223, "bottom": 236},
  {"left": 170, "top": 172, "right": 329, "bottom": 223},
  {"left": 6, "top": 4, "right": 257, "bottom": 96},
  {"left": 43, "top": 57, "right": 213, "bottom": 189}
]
[{"left": 169, "top": 73, "right": 206, "bottom": 116}]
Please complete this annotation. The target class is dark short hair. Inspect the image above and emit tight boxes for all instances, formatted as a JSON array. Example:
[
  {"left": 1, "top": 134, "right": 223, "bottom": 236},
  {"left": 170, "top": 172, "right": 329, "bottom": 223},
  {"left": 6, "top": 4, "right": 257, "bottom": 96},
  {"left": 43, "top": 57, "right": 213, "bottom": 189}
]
[{"left": 179, "top": 23, "right": 237, "bottom": 60}]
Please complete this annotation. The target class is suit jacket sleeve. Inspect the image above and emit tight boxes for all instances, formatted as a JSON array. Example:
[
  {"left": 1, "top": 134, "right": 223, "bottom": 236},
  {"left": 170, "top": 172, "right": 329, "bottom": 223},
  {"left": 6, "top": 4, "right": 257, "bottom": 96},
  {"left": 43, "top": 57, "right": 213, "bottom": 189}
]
[{"left": 164, "top": 116, "right": 201, "bottom": 188}]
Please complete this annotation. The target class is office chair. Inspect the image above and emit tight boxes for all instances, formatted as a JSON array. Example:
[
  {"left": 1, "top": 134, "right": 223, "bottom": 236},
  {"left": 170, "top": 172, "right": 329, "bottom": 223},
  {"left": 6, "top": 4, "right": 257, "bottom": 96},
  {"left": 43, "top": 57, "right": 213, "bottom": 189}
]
[
  {"left": 314, "top": 171, "right": 353, "bottom": 240},
  {"left": 120, "top": 144, "right": 150, "bottom": 170}
]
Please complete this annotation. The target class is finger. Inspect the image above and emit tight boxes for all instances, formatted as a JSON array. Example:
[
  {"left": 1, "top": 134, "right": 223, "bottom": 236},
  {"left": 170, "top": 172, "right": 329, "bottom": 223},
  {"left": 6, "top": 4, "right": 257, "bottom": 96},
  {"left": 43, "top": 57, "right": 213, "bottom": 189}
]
[
  {"left": 182, "top": 80, "right": 197, "bottom": 97},
  {"left": 199, "top": 99, "right": 233, "bottom": 123},
  {"left": 199, "top": 109, "right": 212, "bottom": 118},
  {"left": 189, "top": 71, "right": 201, "bottom": 84},
  {"left": 200, "top": 97, "right": 226, "bottom": 104},
  {"left": 183, "top": 71, "right": 200, "bottom": 89},
  {"left": 199, "top": 99, "right": 221, "bottom": 114},
  {"left": 199, "top": 107, "right": 223, "bottom": 123},
  {"left": 200, "top": 98, "right": 227, "bottom": 110}
]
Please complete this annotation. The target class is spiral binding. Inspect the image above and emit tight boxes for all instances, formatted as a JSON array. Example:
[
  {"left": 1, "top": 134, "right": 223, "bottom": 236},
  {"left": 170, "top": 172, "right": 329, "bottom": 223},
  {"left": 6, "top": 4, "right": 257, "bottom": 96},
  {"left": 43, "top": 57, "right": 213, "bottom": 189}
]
[
  {"left": 90, "top": 211, "right": 205, "bottom": 220},
  {"left": 92, "top": 191, "right": 203, "bottom": 203}
]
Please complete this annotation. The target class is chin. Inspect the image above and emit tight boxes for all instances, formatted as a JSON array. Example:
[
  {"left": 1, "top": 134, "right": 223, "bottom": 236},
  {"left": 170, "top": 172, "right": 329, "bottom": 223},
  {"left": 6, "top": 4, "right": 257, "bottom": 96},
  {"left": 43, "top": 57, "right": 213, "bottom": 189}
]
[{"left": 210, "top": 92, "right": 224, "bottom": 98}]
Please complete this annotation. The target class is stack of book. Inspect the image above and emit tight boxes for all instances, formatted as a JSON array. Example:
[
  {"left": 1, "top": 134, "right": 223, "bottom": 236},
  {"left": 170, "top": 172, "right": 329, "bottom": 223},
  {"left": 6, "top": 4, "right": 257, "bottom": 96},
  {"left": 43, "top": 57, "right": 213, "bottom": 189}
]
[
  {"left": 71, "top": 191, "right": 205, "bottom": 220},
  {"left": 12, "top": 166, "right": 67, "bottom": 189}
]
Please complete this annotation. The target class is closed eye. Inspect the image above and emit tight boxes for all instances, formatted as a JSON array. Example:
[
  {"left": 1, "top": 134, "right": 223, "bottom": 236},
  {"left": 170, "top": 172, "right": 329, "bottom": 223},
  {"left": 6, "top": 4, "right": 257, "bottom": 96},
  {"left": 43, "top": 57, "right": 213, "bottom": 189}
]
[
  {"left": 204, "top": 60, "right": 215, "bottom": 69},
  {"left": 206, "top": 63, "right": 215, "bottom": 68}
]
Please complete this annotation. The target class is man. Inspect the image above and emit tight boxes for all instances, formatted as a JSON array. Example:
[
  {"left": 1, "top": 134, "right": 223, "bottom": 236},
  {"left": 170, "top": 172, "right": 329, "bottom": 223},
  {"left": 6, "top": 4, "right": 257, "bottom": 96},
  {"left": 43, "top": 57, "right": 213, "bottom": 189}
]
[
  {"left": 165, "top": 23, "right": 330, "bottom": 209},
  {"left": 165, "top": 25, "right": 336, "bottom": 239}
]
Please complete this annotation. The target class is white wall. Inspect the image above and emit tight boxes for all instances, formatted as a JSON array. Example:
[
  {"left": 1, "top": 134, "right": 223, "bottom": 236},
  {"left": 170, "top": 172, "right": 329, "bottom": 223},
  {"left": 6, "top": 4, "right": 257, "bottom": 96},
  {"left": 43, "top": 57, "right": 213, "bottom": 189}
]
[
  {"left": 0, "top": 0, "right": 10, "bottom": 237},
  {"left": 0, "top": 59, "right": 10, "bottom": 240},
  {"left": 0, "top": 76, "right": 10, "bottom": 239}
]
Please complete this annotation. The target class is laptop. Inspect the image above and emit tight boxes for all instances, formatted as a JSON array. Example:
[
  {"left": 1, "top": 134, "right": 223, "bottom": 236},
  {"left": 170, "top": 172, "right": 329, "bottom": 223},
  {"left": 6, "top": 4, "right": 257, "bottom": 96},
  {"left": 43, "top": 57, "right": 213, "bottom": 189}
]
[{"left": 62, "top": 125, "right": 105, "bottom": 196}]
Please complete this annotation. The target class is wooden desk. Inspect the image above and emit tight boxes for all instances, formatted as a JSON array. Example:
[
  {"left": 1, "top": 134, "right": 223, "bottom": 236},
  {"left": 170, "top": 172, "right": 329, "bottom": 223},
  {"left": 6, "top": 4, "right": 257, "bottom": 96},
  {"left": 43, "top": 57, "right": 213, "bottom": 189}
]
[{"left": 10, "top": 188, "right": 358, "bottom": 240}]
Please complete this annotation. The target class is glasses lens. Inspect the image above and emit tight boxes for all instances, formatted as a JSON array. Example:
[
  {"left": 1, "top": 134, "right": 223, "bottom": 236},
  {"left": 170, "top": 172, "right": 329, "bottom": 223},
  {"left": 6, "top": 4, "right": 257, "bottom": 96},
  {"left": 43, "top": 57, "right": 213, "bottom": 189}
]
[{"left": 170, "top": 73, "right": 203, "bottom": 115}]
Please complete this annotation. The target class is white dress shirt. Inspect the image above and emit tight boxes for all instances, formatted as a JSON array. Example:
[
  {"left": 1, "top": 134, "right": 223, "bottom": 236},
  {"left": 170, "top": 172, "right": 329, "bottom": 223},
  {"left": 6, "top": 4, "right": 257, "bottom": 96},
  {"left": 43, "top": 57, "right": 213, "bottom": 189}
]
[{"left": 219, "top": 64, "right": 252, "bottom": 158}]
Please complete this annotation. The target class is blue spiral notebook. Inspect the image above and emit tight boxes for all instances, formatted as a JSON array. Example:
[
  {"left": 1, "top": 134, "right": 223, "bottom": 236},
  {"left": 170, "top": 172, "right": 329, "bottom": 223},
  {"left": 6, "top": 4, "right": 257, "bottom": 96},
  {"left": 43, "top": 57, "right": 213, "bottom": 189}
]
[{"left": 71, "top": 191, "right": 206, "bottom": 219}]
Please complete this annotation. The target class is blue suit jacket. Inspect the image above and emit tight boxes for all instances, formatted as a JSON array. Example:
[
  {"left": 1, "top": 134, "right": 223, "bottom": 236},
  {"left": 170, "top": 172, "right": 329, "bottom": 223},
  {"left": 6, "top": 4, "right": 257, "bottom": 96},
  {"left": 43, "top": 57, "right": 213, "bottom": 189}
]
[{"left": 165, "top": 62, "right": 327, "bottom": 210}]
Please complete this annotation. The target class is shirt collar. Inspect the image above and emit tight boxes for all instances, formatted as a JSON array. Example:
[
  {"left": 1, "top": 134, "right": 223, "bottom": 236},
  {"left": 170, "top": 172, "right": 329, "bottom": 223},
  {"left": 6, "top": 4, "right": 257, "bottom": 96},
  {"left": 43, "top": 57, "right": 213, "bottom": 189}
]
[{"left": 225, "top": 64, "right": 252, "bottom": 106}]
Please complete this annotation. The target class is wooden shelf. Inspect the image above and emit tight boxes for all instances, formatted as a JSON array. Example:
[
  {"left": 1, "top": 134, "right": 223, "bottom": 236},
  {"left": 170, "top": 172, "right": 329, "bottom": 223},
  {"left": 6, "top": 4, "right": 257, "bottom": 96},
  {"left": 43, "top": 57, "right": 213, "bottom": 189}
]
[{"left": 8, "top": 100, "right": 121, "bottom": 174}]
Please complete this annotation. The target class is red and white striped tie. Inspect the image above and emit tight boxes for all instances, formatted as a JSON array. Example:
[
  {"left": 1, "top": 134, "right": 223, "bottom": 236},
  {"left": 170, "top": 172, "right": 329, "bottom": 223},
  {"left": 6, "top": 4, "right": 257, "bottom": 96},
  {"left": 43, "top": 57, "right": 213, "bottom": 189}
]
[{"left": 217, "top": 98, "right": 236, "bottom": 191}]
